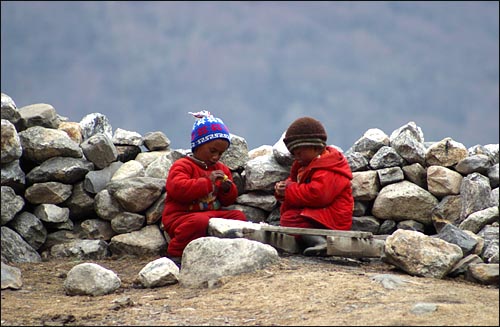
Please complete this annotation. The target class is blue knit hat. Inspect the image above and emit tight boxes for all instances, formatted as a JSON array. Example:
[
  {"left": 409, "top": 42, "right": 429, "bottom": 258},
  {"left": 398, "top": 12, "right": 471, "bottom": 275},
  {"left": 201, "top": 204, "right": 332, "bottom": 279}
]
[{"left": 189, "top": 110, "right": 231, "bottom": 151}]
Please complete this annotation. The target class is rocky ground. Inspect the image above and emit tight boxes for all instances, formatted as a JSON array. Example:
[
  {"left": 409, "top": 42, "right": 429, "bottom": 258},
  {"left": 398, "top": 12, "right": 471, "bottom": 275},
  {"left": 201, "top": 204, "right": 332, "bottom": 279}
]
[{"left": 1, "top": 253, "right": 499, "bottom": 326}]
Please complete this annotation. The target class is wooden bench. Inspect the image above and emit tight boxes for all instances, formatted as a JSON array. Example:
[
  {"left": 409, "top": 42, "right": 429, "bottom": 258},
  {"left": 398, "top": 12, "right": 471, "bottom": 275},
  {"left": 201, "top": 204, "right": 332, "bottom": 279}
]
[{"left": 243, "top": 224, "right": 385, "bottom": 258}]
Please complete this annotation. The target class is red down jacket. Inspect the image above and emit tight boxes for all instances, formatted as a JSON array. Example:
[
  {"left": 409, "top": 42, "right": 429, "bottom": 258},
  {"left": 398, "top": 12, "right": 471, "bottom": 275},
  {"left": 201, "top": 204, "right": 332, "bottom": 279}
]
[{"left": 277, "top": 146, "right": 354, "bottom": 230}]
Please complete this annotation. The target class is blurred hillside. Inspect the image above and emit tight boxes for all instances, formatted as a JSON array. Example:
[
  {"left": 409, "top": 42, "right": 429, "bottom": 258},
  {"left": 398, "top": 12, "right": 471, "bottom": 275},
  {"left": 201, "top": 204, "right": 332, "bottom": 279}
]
[{"left": 1, "top": 1, "right": 498, "bottom": 150}]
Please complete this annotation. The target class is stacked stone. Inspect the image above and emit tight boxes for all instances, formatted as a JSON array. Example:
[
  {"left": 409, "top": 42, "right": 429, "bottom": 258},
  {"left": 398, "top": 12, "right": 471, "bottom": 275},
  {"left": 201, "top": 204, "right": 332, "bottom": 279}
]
[{"left": 1, "top": 92, "right": 498, "bottom": 285}]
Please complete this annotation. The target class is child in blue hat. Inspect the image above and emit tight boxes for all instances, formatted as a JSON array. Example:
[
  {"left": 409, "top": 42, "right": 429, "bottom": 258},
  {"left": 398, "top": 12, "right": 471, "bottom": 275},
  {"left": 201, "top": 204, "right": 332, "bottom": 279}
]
[{"left": 161, "top": 111, "right": 247, "bottom": 264}]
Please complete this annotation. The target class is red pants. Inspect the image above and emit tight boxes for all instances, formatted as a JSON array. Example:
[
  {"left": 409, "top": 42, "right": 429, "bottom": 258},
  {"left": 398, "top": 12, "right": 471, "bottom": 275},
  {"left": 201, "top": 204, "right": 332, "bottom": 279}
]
[
  {"left": 279, "top": 209, "right": 328, "bottom": 241},
  {"left": 165, "top": 210, "right": 247, "bottom": 257},
  {"left": 279, "top": 209, "right": 325, "bottom": 229}
]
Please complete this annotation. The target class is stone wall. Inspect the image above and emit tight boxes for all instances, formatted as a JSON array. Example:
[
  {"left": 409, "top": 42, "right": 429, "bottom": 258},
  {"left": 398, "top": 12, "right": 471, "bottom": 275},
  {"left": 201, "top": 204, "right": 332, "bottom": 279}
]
[{"left": 1, "top": 93, "right": 499, "bottom": 276}]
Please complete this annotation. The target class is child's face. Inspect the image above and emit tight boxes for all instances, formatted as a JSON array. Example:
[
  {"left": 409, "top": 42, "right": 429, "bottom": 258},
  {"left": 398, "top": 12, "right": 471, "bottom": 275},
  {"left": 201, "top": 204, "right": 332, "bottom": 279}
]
[
  {"left": 292, "top": 146, "right": 322, "bottom": 166},
  {"left": 193, "top": 139, "right": 230, "bottom": 166}
]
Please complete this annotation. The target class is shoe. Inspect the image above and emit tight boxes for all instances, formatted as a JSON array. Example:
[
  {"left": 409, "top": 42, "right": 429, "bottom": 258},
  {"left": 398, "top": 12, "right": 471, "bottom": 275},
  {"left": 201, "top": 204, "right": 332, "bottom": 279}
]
[
  {"left": 167, "top": 256, "right": 182, "bottom": 268},
  {"left": 303, "top": 243, "right": 327, "bottom": 256},
  {"left": 300, "top": 235, "right": 327, "bottom": 256}
]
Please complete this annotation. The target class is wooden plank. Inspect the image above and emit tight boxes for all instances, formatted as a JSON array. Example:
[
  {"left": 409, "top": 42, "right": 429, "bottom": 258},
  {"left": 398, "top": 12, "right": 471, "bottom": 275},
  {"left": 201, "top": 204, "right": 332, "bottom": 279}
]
[
  {"left": 244, "top": 229, "right": 302, "bottom": 254},
  {"left": 326, "top": 236, "right": 384, "bottom": 258},
  {"left": 259, "top": 225, "right": 373, "bottom": 239}
]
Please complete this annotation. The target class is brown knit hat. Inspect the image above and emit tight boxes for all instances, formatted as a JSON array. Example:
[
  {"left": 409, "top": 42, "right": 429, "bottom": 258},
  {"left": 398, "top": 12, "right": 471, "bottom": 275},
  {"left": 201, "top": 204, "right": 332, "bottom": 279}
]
[{"left": 283, "top": 116, "right": 327, "bottom": 152}]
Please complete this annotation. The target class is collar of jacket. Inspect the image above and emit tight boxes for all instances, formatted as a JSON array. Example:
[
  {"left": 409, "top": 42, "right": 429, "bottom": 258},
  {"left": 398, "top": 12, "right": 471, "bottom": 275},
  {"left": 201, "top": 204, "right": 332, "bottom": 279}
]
[{"left": 187, "top": 154, "right": 208, "bottom": 170}]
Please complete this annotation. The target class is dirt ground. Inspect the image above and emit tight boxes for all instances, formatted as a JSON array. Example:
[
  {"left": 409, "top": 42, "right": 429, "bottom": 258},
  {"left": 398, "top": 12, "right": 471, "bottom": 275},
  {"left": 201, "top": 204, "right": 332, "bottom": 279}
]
[{"left": 1, "top": 253, "right": 499, "bottom": 326}]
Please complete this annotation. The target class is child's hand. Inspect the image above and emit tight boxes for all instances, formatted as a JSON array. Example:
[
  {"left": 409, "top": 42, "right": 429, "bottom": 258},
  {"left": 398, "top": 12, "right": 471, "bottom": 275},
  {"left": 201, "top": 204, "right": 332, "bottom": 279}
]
[
  {"left": 274, "top": 181, "right": 287, "bottom": 197},
  {"left": 209, "top": 170, "right": 227, "bottom": 184},
  {"left": 219, "top": 179, "right": 232, "bottom": 193},
  {"left": 210, "top": 170, "right": 232, "bottom": 193}
]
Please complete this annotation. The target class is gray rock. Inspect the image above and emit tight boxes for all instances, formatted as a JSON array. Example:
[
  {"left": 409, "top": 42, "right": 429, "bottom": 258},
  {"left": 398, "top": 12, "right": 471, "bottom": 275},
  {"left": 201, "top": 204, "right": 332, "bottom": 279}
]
[{"left": 64, "top": 263, "right": 120, "bottom": 296}]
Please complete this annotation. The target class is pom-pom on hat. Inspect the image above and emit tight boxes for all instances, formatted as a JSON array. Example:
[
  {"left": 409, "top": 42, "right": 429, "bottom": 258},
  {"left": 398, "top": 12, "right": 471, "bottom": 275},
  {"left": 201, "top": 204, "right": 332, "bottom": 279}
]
[
  {"left": 189, "top": 110, "right": 231, "bottom": 151},
  {"left": 283, "top": 116, "right": 327, "bottom": 152}
]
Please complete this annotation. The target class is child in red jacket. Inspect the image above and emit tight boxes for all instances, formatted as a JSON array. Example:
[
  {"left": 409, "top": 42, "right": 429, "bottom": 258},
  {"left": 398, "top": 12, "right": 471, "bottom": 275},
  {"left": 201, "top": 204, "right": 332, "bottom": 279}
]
[
  {"left": 274, "top": 116, "right": 354, "bottom": 256},
  {"left": 162, "top": 111, "right": 247, "bottom": 263}
]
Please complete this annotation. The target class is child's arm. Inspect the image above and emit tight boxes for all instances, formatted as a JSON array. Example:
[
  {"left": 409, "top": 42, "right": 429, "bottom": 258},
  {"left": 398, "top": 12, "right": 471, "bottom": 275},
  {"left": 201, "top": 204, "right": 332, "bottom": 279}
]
[
  {"left": 284, "top": 171, "right": 350, "bottom": 208},
  {"left": 216, "top": 166, "right": 239, "bottom": 206},
  {"left": 166, "top": 163, "right": 213, "bottom": 203}
]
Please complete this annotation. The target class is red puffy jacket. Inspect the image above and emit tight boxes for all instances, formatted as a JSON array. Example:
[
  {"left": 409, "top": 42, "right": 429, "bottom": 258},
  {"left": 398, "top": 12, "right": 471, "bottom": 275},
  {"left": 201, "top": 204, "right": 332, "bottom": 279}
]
[{"left": 278, "top": 146, "right": 354, "bottom": 230}]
